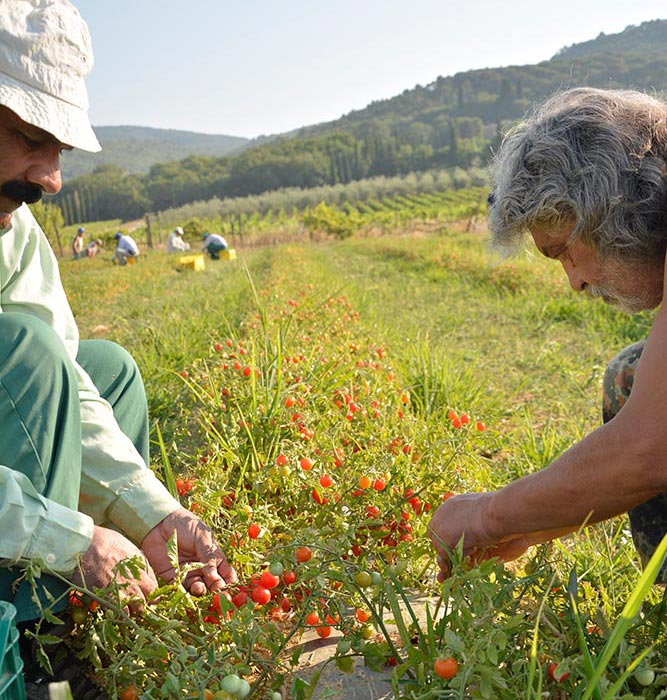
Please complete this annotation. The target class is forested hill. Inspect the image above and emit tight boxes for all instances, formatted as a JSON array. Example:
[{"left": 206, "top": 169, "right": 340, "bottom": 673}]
[
  {"left": 55, "top": 19, "right": 667, "bottom": 223},
  {"left": 300, "top": 18, "right": 667, "bottom": 136},
  {"left": 554, "top": 19, "right": 667, "bottom": 60},
  {"left": 60, "top": 126, "right": 249, "bottom": 179}
]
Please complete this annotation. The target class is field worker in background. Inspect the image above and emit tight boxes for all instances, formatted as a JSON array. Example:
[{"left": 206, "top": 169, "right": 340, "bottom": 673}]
[
  {"left": 201, "top": 231, "right": 229, "bottom": 259},
  {"left": 0, "top": 1, "right": 236, "bottom": 695},
  {"left": 167, "top": 225, "right": 190, "bottom": 253},
  {"left": 71, "top": 226, "right": 85, "bottom": 259},
  {"left": 429, "top": 87, "right": 667, "bottom": 584},
  {"left": 112, "top": 230, "right": 140, "bottom": 265},
  {"left": 86, "top": 237, "right": 102, "bottom": 258}
]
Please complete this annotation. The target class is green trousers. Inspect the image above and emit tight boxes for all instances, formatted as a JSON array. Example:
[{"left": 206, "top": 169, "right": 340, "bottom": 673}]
[{"left": 0, "top": 313, "right": 149, "bottom": 621}]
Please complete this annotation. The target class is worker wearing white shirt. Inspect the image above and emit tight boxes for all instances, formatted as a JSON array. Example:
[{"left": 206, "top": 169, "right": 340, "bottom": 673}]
[
  {"left": 201, "top": 232, "right": 228, "bottom": 259},
  {"left": 112, "top": 231, "right": 140, "bottom": 265},
  {"left": 167, "top": 226, "right": 190, "bottom": 253}
]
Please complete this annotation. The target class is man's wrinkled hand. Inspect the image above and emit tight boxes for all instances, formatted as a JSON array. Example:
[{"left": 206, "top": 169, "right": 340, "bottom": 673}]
[
  {"left": 72, "top": 525, "right": 158, "bottom": 614},
  {"left": 142, "top": 507, "right": 237, "bottom": 596}
]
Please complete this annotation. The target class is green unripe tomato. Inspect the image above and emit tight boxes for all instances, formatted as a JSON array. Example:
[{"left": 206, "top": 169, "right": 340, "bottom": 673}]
[
  {"left": 71, "top": 607, "right": 88, "bottom": 625},
  {"left": 337, "top": 639, "right": 351, "bottom": 654},
  {"left": 370, "top": 572, "right": 382, "bottom": 586},
  {"left": 220, "top": 675, "right": 243, "bottom": 696},
  {"left": 235, "top": 679, "right": 251, "bottom": 698},
  {"left": 634, "top": 668, "right": 655, "bottom": 686},
  {"left": 351, "top": 639, "right": 366, "bottom": 652},
  {"left": 354, "top": 571, "right": 372, "bottom": 588},
  {"left": 268, "top": 561, "right": 284, "bottom": 577},
  {"left": 270, "top": 693, "right": 282, "bottom": 700}
]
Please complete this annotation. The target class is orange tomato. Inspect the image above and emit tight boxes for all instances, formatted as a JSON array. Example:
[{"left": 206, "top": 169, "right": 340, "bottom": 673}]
[
  {"left": 119, "top": 686, "right": 140, "bottom": 700},
  {"left": 296, "top": 546, "right": 312, "bottom": 563},
  {"left": 434, "top": 657, "right": 459, "bottom": 679}
]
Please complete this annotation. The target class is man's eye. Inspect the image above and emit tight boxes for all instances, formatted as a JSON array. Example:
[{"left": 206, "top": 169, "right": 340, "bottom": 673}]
[{"left": 20, "top": 132, "right": 42, "bottom": 149}]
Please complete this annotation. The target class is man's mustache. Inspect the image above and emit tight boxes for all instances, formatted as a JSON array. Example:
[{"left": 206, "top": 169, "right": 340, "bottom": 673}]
[{"left": 0, "top": 180, "right": 43, "bottom": 205}]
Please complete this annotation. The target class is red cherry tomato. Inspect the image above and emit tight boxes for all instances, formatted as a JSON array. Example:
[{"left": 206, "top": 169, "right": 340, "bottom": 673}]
[
  {"left": 260, "top": 571, "right": 281, "bottom": 589},
  {"left": 251, "top": 586, "right": 271, "bottom": 605},
  {"left": 434, "top": 657, "right": 458, "bottom": 679},
  {"left": 296, "top": 546, "right": 312, "bottom": 563}
]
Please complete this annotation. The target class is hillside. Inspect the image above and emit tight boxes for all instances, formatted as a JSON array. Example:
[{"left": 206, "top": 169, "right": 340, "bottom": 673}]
[
  {"left": 555, "top": 18, "right": 667, "bottom": 59},
  {"left": 55, "top": 18, "right": 667, "bottom": 224},
  {"left": 60, "top": 125, "right": 249, "bottom": 179}
]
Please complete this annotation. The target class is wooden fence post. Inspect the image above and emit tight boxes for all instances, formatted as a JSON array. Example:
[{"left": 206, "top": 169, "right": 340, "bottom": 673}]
[{"left": 145, "top": 213, "right": 154, "bottom": 249}]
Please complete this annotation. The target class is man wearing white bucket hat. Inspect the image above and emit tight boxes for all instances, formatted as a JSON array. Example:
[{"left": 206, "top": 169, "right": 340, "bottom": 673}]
[
  {"left": 167, "top": 225, "right": 190, "bottom": 253},
  {"left": 0, "top": 1, "right": 236, "bottom": 695}
]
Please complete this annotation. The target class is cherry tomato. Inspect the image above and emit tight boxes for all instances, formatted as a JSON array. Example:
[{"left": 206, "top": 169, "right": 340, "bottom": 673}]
[
  {"left": 220, "top": 674, "right": 243, "bottom": 696},
  {"left": 247, "top": 523, "right": 261, "bottom": 539},
  {"left": 260, "top": 571, "right": 281, "bottom": 589},
  {"left": 634, "top": 668, "right": 655, "bottom": 686},
  {"left": 232, "top": 590, "right": 248, "bottom": 608},
  {"left": 71, "top": 607, "right": 88, "bottom": 625},
  {"left": 283, "top": 570, "right": 297, "bottom": 585},
  {"left": 119, "top": 686, "right": 140, "bottom": 700},
  {"left": 360, "top": 625, "right": 374, "bottom": 639},
  {"left": 354, "top": 571, "right": 372, "bottom": 588},
  {"left": 358, "top": 476, "right": 372, "bottom": 489},
  {"left": 305, "top": 611, "right": 320, "bottom": 625},
  {"left": 547, "top": 662, "right": 570, "bottom": 682},
  {"left": 356, "top": 608, "right": 371, "bottom": 622},
  {"left": 251, "top": 586, "right": 271, "bottom": 605},
  {"left": 268, "top": 561, "right": 284, "bottom": 577},
  {"left": 434, "top": 657, "right": 458, "bottom": 679},
  {"left": 316, "top": 625, "right": 332, "bottom": 638},
  {"left": 296, "top": 546, "right": 312, "bottom": 563}
]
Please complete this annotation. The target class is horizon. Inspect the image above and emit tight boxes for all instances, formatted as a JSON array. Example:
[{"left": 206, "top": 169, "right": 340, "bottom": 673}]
[{"left": 73, "top": 1, "right": 667, "bottom": 139}]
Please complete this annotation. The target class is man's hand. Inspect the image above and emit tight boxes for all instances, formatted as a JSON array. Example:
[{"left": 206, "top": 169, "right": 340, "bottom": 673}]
[
  {"left": 428, "top": 492, "right": 581, "bottom": 581},
  {"left": 141, "top": 508, "right": 237, "bottom": 596},
  {"left": 427, "top": 492, "right": 531, "bottom": 581},
  {"left": 72, "top": 525, "right": 158, "bottom": 613}
]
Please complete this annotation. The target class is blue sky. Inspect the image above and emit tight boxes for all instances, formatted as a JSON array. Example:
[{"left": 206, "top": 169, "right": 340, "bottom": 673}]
[{"left": 74, "top": 0, "right": 667, "bottom": 139}]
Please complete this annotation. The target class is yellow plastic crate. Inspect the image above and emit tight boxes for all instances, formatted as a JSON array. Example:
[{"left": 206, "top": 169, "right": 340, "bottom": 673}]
[
  {"left": 178, "top": 254, "right": 206, "bottom": 271},
  {"left": 220, "top": 249, "right": 236, "bottom": 260}
]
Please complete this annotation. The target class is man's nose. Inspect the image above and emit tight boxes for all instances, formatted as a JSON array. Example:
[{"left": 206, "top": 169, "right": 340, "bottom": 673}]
[
  {"left": 25, "top": 145, "right": 62, "bottom": 195},
  {"left": 562, "top": 261, "right": 586, "bottom": 292}
]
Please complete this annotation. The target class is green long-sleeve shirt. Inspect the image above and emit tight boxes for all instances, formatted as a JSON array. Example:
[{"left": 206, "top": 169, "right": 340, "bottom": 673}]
[{"left": 0, "top": 204, "right": 180, "bottom": 574}]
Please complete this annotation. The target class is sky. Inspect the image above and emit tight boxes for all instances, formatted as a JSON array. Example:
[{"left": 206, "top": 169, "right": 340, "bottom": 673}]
[{"left": 74, "top": 0, "right": 667, "bottom": 139}]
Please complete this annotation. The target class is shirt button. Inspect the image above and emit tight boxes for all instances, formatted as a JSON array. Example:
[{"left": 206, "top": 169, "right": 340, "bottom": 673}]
[{"left": 45, "top": 553, "right": 56, "bottom": 565}]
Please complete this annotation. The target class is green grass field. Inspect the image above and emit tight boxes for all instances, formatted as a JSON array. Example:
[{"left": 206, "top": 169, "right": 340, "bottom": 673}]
[{"left": 55, "top": 228, "right": 665, "bottom": 699}]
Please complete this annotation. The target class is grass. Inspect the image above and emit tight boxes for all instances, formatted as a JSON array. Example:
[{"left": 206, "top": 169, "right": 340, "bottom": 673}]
[{"left": 53, "top": 228, "right": 667, "bottom": 699}]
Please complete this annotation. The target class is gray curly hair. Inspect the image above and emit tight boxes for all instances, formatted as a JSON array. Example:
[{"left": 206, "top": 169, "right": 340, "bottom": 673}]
[{"left": 488, "top": 87, "right": 667, "bottom": 265}]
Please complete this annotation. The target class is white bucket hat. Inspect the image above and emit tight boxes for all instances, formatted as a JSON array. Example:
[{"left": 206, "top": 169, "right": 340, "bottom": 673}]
[
  {"left": 0, "top": 0, "right": 101, "bottom": 152},
  {"left": 174, "top": 226, "right": 184, "bottom": 235}
]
